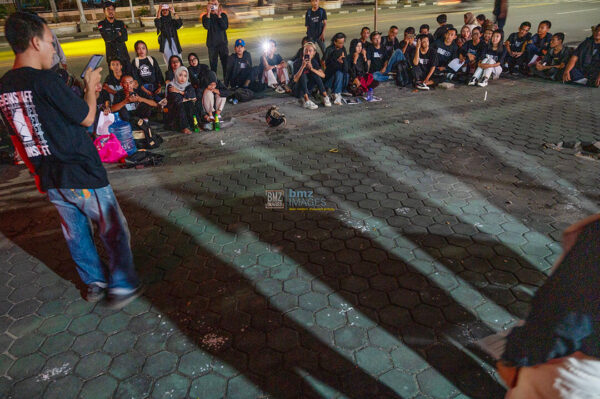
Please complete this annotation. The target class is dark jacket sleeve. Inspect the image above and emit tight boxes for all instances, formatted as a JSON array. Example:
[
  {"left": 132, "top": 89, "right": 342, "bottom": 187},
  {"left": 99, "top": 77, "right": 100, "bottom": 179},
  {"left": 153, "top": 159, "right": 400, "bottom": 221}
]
[
  {"left": 153, "top": 57, "right": 165, "bottom": 85},
  {"left": 202, "top": 14, "right": 210, "bottom": 30},
  {"left": 98, "top": 22, "right": 118, "bottom": 43},
  {"left": 174, "top": 18, "right": 183, "bottom": 29},
  {"left": 117, "top": 21, "right": 128, "bottom": 43},
  {"left": 217, "top": 14, "right": 228, "bottom": 30},
  {"left": 154, "top": 17, "right": 161, "bottom": 30}
]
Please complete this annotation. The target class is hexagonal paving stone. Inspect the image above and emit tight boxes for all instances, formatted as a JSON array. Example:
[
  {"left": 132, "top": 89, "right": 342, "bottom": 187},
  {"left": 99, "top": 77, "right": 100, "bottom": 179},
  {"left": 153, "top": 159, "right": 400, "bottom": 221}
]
[
  {"left": 75, "top": 351, "right": 111, "bottom": 379},
  {"left": 283, "top": 278, "right": 311, "bottom": 295},
  {"left": 98, "top": 312, "right": 131, "bottom": 334},
  {"left": 103, "top": 330, "right": 137, "bottom": 355},
  {"left": 44, "top": 375, "right": 84, "bottom": 399},
  {"left": 189, "top": 372, "right": 228, "bottom": 399},
  {"left": 179, "top": 350, "right": 213, "bottom": 377},
  {"left": 227, "top": 374, "right": 262, "bottom": 399},
  {"left": 80, "top": 374, "right": 118, "bottom": 399},
  {"left": 40, "top": 331, "right": 75, "bottom": 356},
  {"left": 333, "top": 326, "right": 367, "bottom": 350},
  {"left": 135, "top": 331, "right": 166, "bottom": 356},
  {"left": 115, "top": 374, "right": 153, "bottom": 399},
  {"left": 8, "top": 315, "right": 42, "bottom": 337},
  {"left": 379, "top": 369, "right": 419, "bottom": 397},
  {"left": 72, "top": 331, "right": 107, "bottom": 356},
  {"left": 416, "top": 367, "right": 459, "bottom": 398},
  {"left": 315, "top": 307, "right": 347, "bottom": 330},
  {"left": 299, "top": 292, "right": 328, "bottom": 312},
  {"left": 355, "top": 346, "right": 393, "bottom": 376},
  {"left": 151, "top": 373, "right": 191, "bottom": 399},
  {"left": 7, "top": 353, "right": 45, "bottom": 380},
  {"left": 69, "top": 313, "right": 100, "bottom": 335},
  {"left": 109, "top": 351, "right": 145, "bottom": 380},
  {"left": 143, "top": 351, "right": 178, "bottom": 378},
  {"left": 267, "top": 327, "right": 299, "bottom": 352},
  {"left": 8, "top": 333, "right": 44, "bottom": 357}
]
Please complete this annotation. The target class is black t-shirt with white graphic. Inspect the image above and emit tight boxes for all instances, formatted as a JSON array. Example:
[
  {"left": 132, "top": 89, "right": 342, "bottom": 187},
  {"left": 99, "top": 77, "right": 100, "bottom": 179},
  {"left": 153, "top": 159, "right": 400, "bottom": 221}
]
[
  {"left": 506, "top": 32, "right": 531, "bottom": 53},
  {"left": 132, "top": 57, "right": 164, "bottom": 86},
  {"left": 113, "top": 88, "right": 152, "bottom": 112},
  {"left": 413, "top": 47, "right": 437, "bottom": 69},
  {"left": 478, "top": 45, "right": 507, "bottom": 64},
  {"left": 0, "top": 67, "right": 108, "bottom": 190},
  {"left": 433, "top": 39, "right": 458, "bottom": 67},
  {"left": 305, "top": 7, "right": 327, "bottom": 40},
  {"left": 460, "top": 39, "right": 483, "bottom": 59},
  {"left": 368, "top": 45, "right": 388, "bottom": 72}
]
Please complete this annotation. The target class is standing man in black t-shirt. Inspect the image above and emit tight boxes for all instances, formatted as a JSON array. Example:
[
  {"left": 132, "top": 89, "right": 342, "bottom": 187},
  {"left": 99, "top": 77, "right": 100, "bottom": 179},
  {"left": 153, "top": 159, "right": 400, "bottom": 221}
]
[
  {"left": 202, "top": 0, "right": 229, "bottom": 77},
  {"left": 305, "top": 0, "right": 327, "bottom": 55},
  {"left": 98, "top": 1, "right": 130, "bottom": 71},
  {"left": 0, "top": 13, "right": 143, "bottom": 309}
]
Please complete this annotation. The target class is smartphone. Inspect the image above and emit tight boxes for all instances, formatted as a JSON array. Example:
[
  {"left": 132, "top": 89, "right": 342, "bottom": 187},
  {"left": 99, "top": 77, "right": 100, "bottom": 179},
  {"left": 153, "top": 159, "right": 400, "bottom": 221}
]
[
  {"left": 81, "top": 54, "right": 103, "bottom": 79},
  {"left": 304, "top": 54, "right": 310, "bottom": 61}
]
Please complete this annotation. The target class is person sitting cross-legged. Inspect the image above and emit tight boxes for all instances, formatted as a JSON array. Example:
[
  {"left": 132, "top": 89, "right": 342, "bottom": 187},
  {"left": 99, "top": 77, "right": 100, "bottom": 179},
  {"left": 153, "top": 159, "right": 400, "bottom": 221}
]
[
  {"left": 225, "top": 38, "right": 254, "bottom": 90},
  {"left": 292, "top": 41, "right": 330, "bottom": 109},
  {"left": 111, "top": 75, "right": 158, "bottom": 125},
  {"left": 131, "top": 40, "right": 164, "bottom": 102},
  {"left": 469, "top": 29, "right": 507, "bottom": 87},
  {"left": 165, "top": 66, "right": 204, "bottom": 134},
  {"left": 525, "top": 20, "right": 553, "bottom": 69},
  {"left": 323, "top": 32, "right": 350, "bottom": 105},
  {"left": 187, "top": 52, "right": 212, "bottom": 97},
  {"left": 165, "top": 55, "right": 183, "bottom": 85},
  {"left": 533, "top": 33, "right": 570, "bottom": 81},
  {"left": 433, "top": 27, "right": 463, "bottom": 82},
  {"left": 411, "top": 34, "right": 437, "bottom": 90},
  {"left": 369, "top": 30, "right": 407, "bottom": 83},
  {"left": 102, "top": 58, "right": 124, "bottom": 103},
  {"left": 261, "top": 40, "right": 290, "bottom": 93},
  {"left": 459, "top": 27, "right": 484, "bottom": 77},
  {"left": 505, "top": 22, "right": 532, "bottom": 74},
  {"left": 562, "top": 24, "right": 600, "bottom": 87},
  {"left": 349, "top": 27, "right": 371, "bottom": 59}
]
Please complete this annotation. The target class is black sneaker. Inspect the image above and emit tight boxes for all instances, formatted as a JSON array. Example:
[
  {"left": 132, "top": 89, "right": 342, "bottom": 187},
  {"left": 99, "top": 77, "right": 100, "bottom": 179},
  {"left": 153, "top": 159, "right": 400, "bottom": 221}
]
[
  {"left": 106, "top": 284, "right": 146, "bottom": 310},
  {"left": 86, "top": 283, "right": 106, "bottom": 303}
]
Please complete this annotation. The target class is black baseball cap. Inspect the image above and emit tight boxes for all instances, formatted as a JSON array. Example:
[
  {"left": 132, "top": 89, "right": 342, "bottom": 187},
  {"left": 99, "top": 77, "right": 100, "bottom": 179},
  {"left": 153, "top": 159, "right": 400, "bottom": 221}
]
[{"left": 103, "top": 1, "right": 115, "bottom": 9}]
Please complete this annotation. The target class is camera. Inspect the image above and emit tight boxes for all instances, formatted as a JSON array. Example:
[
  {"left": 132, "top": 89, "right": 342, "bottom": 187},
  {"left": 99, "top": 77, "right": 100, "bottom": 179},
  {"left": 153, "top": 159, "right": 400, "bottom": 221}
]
[{"left": 211, "top": 4, "right": 218, "bottom": 11}]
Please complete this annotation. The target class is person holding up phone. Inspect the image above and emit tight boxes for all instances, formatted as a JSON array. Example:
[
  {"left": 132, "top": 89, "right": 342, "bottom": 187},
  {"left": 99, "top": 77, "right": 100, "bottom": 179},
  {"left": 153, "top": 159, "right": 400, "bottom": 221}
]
[
  {"left": 292, "top": 41, "right": 330, "bottom": 109},
  {"left": 155, "top": 3, "right": 183, "bottom": 65},
  {"left": 0, "top": 13, "right": 144, "bottom": 309},
  {"left": 202, "top": 0, "right": 229, "bottom": 77}
]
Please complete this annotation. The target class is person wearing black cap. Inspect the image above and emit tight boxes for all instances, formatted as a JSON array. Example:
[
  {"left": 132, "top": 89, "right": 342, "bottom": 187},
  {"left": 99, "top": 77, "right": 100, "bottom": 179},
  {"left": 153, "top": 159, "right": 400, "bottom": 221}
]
[
  {"left": 202, "top": 0, "right": 229, "bottom": 77},
  {"left": 98, "top": 1, "right": 130, "bottom": 70},
  {"left": 155, "top": 3, "right": 183, "bottom": 65}
]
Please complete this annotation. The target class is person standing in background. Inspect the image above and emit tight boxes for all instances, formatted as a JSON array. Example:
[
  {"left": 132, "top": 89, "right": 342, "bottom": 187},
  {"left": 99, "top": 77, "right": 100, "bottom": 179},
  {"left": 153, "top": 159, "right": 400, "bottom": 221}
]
[
  {"left": 50, "top": 30, "right": 66, "bottom": 71},
  {"left": 98, "top": 1, "right": 130, "bottom": 72},
  {"left": 202, "top": 0, "right": 229, "bottom": 77},
  {"left": 493, "top": 0, "right": 508, "bottom": 30},
  {"left": 155, "top": 3, "right": 183, "bottom": 65},
  {"left": 305, "top": 0, "right": 327, "bottom": 55}
]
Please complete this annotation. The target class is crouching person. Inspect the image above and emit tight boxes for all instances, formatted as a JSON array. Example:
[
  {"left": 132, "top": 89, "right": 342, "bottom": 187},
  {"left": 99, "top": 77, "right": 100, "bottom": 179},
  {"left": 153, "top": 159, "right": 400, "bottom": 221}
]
[
  {"left": 468, "top": 29, "right": 506, "bottom": 87},
  {"left": 292, "top": 41, "right": 330, "bottom": 109},
  {"left": 202, "top": 74, "right": 226, "bottom": 122},
  {"left": 111, "top": 75, "right": 158, "bottom": 124},
  {"left": 324, "top": 32, "right": 349, "bottom": 105},
  {"left": 349, "top": 40, "right": 378, "bottom": 95},
  {"left": 533, "top": 33, "right": 570, "bottom": 81},
  {"left": 166, "top": 66, "right": 204, "bottom": 134}
]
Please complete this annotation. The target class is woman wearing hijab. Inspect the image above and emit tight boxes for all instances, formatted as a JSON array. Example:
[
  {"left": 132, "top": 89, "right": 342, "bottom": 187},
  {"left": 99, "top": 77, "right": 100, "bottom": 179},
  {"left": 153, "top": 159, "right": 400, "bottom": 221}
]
[
  {"left": 188, "top": 52, "right": 213, "bottom": 97},
  {"left": 464, "top": 12, "right": 478, "bottom": 34},
  {"left": 155, "top": 4, "right": 183, "bottom": 65},
  {"left": 166, "top": 66, "right": 204, "bottom": 134}
]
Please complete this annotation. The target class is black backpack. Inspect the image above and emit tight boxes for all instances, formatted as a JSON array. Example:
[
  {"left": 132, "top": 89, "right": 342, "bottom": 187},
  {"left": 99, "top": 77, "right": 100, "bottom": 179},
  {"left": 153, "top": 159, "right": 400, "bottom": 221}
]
[
  {"left": 233, "top": 87, "right": 254, "bottom": 102},
  {"left": 131, "top": 117, "right": 163, "bottom": 150}
]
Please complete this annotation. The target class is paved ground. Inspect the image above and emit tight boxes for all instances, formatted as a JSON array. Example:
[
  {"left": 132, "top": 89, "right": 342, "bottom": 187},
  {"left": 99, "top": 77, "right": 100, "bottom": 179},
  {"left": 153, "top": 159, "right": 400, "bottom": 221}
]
[{"left": 1, "top": 68, "right": 599, "bottom": 398}]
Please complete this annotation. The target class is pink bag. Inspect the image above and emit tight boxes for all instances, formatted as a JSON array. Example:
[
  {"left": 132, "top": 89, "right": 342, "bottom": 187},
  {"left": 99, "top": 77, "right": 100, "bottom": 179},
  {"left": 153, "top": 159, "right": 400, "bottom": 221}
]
[{"left": 94, "top": 134, "right": 128, "bottom": 163}]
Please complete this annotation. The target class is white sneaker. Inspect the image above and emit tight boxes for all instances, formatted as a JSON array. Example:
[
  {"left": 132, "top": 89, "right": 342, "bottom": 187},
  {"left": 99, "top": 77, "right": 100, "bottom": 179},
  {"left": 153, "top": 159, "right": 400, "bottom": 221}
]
[
  {"left": 477, "top": 77, "right": 489, "bottom": 87},
  {"left": 323, "top": 95, "right": 332, "bottom": 107},
  {"left": 416, "top": 82, "right": 429, "bottom": 91},
  {"left": 333, "top": 93, "right": 343, "bottom": 105},
  {"left": 275, "top": 85, "right": 286, "bottom": 94},
  {"left": 303, "top": 100, "right": 318, "bottom": 110},
  {"left": 468, "top": 77, "right": 478, "bottom": 86}
]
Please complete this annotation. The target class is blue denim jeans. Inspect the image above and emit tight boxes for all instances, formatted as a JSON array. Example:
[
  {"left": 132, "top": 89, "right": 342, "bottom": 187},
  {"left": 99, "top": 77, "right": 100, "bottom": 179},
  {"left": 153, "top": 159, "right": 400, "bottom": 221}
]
[
  {"left": 373, "top": 49, "right": 407, "bottom": 82},
  {"left": 47, "top": 185, "right": 139, "bottom": 292},
  {"left": 325, "top": 70, "right": 349, "bottom": 94}
]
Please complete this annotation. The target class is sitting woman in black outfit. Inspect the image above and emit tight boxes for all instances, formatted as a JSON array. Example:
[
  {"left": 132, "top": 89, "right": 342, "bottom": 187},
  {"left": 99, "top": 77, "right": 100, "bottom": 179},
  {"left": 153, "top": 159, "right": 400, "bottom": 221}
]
[
  {"left": 349, "top": 41, "right": 378, "bottom": 95},
  {"left": 165, "top": 66, "right": 204, "bottom": 135},
  {"left": 188, "top": 52, "right": 213, "bottom": 97},
  {"left": 131, "top": 40, "right": 164, "bottom": 102}
]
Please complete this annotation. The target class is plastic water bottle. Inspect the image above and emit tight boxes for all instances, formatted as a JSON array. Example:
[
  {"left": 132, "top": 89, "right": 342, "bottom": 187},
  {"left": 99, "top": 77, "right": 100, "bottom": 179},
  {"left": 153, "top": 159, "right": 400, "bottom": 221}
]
[
  {"left": 232, "top": 98, "right": 239, "bottom": 105},
  {"left": 367, "top": 88, "right": 373, "bottom": 102},
  {"left": 108, "top": 113, "right": 136, "bottom": 155},
  {"left": 214, "top": 115, "right": 220, "bottom": 132},
  {"left": 193, "top": 115, "right": 200, "bottom": 132}
]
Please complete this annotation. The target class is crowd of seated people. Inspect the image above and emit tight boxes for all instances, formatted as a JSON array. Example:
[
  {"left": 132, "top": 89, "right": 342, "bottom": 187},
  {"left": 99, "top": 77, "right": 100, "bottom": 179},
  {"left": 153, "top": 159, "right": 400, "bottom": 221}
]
[{"left": 95, "top": 6, "right": 599, "bottom": 127}]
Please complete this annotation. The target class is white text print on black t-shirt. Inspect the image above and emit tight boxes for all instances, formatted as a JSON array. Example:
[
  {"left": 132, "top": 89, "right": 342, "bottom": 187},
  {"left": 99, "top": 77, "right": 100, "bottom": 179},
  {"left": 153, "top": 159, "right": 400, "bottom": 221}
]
[{"left": 0, "top": 90, "right": 51, "bottom": 158}]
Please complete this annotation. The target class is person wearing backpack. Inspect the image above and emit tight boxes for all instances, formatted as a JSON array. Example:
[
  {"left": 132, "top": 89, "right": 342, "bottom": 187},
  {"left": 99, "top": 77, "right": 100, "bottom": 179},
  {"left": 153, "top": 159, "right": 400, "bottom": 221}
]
[
  {"left": 131, "top": 40, "right": 164, "bottom": 102},
  {"left": 155, "top": 4, "right": 183, "bottom": 65}
]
